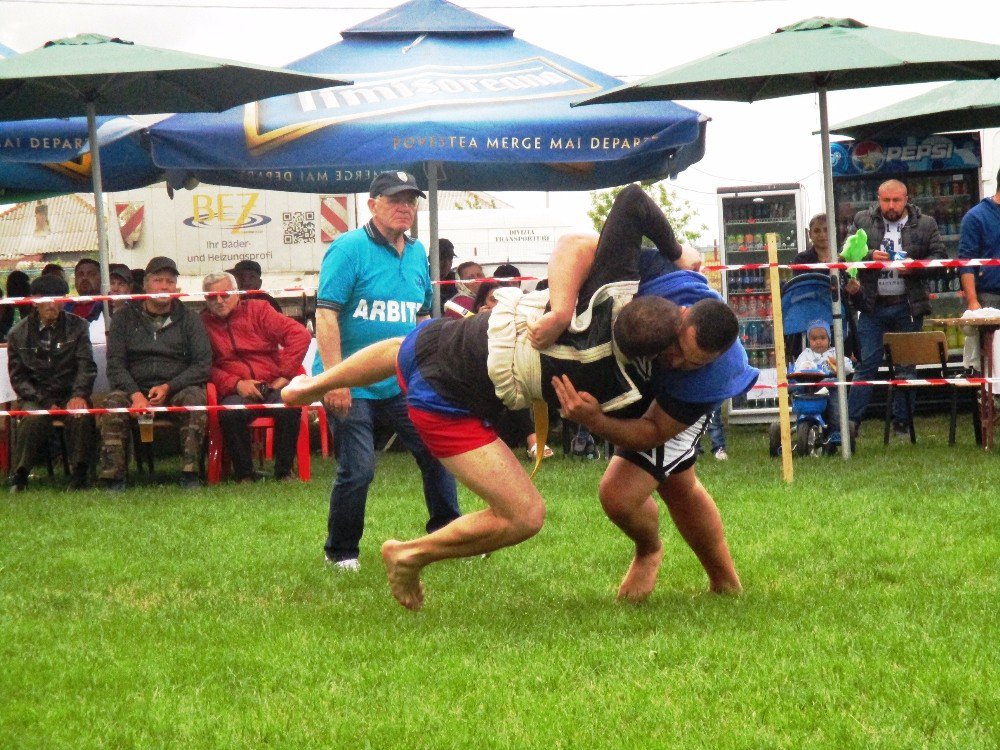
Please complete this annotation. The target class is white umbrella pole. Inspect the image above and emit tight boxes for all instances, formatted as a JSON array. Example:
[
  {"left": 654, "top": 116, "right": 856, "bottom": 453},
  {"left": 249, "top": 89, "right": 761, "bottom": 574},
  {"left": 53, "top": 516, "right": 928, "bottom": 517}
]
[
  {"left": 427, "top": 160, "right": 441, "bottom": 317},
  {"left": 86, "top": 101, "right": 112, "bottom": 325},
  {"left": 818, "top": 86, "right": 852, "bottom": 459}
]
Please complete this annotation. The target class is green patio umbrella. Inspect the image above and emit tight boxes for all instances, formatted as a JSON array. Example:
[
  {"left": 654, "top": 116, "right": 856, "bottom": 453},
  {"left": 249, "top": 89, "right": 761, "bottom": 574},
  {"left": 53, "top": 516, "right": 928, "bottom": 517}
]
[
  {"left": 0, "top": 34, "right": 345, "bottom": 300},
  {"left": 577, "top": 17, "right": 1000, "bottom": 460},
  {"left": 831, "top": 79, "right": 1000, "bottom": 139}
]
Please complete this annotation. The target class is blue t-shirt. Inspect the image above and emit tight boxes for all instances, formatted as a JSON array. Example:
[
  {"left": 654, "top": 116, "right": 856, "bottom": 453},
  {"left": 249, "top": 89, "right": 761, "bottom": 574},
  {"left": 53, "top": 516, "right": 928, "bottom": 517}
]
[
  {"left": 958, "top": 197, "right": 1000, "bottom": 294},
  {"left": 314, "top": 221, "right": 432, "bottom": 399}
]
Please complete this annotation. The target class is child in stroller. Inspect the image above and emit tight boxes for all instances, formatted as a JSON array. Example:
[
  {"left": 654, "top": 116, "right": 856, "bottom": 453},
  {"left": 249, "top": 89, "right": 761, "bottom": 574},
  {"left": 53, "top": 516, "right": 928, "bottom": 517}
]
[{"left": 769, "top": 274, "right": 854, "bottom": 457}]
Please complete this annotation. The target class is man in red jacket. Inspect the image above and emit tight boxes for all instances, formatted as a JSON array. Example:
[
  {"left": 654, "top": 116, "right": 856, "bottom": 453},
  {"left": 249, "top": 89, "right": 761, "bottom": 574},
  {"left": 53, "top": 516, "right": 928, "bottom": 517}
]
[{"left": 202, "top": 271, "right": 311, "bottom": 482}]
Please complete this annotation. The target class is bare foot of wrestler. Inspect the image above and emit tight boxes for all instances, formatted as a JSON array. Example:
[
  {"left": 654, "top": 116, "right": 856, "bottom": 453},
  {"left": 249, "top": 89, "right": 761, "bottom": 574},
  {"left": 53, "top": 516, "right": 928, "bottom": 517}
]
[
  {"left": 709, "top": 575, "right": 743, "bottom": 596},
  {"left": 617, "top": 542, "right": 665, "bottom": 603},
  {"left": 381, "top": 539, "right": 425, "bottom": 611},
  {"left": 281, "top": 374, "right": 318, "bottom": 406}
]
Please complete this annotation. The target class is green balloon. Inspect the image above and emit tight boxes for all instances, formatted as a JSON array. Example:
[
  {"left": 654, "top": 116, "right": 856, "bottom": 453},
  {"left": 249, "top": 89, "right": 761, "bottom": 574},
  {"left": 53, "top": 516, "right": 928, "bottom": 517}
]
[{"left": 840, "top": 228, "right": 869, "bottom": 279}]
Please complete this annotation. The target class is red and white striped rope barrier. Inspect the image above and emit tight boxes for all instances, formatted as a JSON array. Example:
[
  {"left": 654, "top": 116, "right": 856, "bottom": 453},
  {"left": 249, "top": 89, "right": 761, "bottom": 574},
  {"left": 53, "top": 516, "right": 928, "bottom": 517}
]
[
  {"left": 747, "top": 376, "right": 996, "bottom": 391},
  {"left": 0, "top": 403, "right": 322, "bottom": 418},
  {"left": 702, "top": 257, "right": 1000, "bottom": 274},
  {"left": 4, "top": 375, "right": 996, "bottom": 417},
  {"left": 432, "top": 275, "right": 539, "bottom": 286},
  {"left": 3, "top": 258, "right": 992, "bottom": 307},
  {"left": 0, "top": 277, "right": 550, "bottom": 305},
  {"left": 0, "top": 287, "right": 312, "bottom": 307}
]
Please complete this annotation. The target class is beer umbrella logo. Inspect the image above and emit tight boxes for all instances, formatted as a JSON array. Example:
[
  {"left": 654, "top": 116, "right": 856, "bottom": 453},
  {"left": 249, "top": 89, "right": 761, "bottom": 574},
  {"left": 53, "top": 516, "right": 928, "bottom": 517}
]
[{"left": 245, "top": 59, "right": 601, "bottom": 157}]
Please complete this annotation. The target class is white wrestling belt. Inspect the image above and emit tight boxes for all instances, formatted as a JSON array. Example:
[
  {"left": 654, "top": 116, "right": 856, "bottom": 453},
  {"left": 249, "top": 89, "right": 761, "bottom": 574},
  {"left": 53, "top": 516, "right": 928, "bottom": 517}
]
[{"left": 485, "top": 281, "right": 640, "bottom": 412}]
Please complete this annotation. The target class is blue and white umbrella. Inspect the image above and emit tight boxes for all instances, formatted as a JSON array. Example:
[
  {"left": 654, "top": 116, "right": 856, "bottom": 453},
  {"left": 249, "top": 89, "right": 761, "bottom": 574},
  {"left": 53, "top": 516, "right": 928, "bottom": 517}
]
[{"left": 150, "top": 0, "right": 707, "bottom": 309}]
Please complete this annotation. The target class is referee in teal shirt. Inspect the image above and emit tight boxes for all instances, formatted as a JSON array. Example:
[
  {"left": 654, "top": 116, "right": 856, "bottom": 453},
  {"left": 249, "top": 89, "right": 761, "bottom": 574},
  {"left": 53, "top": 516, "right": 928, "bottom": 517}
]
[{"left": 314, "top": 171, "right": 460, "bottom": 571}]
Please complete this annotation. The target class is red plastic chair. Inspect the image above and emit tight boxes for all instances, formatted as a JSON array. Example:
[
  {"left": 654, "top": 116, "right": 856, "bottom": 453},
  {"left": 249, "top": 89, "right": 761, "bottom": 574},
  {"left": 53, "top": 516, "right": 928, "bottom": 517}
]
[
  {"left": 0, "top": 411, "right": 10, "bottom": 475},
  {"left": 206, "top": 381, "right": 311, "bottom": 485}
]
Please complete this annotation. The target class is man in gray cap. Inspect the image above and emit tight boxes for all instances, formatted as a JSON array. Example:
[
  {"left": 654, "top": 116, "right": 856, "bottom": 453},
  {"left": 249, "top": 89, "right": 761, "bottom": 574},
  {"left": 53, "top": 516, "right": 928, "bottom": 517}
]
[
  {"left": 6, "top": 274, "right": 97, "bottom": 492},
  {"left": 313, "top": 170, "right": 460, "bottom": 572},
  {"left": 98, "top": 256, "right": 212, "bottom": 490},
  {"left": 107, "top": 263, "right": 133, "bottom": 315}
]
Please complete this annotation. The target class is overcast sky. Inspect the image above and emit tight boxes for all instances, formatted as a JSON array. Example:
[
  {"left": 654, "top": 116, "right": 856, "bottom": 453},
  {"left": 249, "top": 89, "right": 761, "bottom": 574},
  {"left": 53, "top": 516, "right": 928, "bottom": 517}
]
[{"left": 4, "top": 0, "right": 1000, "bottom": 242}]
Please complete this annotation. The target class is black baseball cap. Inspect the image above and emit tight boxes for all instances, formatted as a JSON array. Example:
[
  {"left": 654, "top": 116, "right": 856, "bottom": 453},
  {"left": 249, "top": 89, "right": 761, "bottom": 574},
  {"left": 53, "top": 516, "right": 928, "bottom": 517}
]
[
  {"left": 438, "top": 239, "right": 455, "bottom": 258},
  {"left": 230, "top": 259, "right": 262, "bottom": 275},
  {"left": 29, "top": 274, "right": 69, "bottom": 297},
  {"left": 109, "top": 263, "right": 132, "bottom": 282},
  {"left": 369, "top": 171, "right": 426, "bottom": 199},
  {"left": 145, "top": 256, "right": 179, "bottom": 275}
]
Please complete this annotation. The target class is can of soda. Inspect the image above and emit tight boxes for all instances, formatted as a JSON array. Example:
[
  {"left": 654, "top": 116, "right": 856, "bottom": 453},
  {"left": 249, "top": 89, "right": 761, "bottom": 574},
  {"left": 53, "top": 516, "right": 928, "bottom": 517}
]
[{"left": 892, "top": 249, "right": 908, "bottom": 262}]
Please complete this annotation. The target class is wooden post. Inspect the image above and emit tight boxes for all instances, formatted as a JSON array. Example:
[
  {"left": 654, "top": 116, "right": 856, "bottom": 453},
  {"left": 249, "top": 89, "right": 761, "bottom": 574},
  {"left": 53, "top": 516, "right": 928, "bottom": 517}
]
[{"left": 767, "top": 232, "right": 793, "bottom": 483}]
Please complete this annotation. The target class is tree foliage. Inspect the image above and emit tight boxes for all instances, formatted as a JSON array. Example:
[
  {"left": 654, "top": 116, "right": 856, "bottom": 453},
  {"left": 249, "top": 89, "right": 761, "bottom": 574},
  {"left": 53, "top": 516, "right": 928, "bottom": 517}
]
[
  {"left": 453, "top": 193, "right": 498, "bottom": 210},
  {"left": 587, "top": 181, "right": 707, "bottom": 244}
]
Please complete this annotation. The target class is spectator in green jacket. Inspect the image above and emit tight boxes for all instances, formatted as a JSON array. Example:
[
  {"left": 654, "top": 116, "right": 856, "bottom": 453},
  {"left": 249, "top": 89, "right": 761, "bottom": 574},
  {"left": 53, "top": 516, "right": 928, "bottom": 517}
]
[{"left": 98, "top": 256, "right": 212, "bottom": 491}]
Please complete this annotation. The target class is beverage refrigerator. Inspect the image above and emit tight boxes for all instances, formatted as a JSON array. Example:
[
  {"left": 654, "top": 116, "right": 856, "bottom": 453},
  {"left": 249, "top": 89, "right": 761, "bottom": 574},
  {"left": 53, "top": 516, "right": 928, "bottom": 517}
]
[
  {"left": 830, "top": 131, "right": 982, "bottom": 351},
  {"left": 717, "top": 183, "right": 807, "bottom": 424}
]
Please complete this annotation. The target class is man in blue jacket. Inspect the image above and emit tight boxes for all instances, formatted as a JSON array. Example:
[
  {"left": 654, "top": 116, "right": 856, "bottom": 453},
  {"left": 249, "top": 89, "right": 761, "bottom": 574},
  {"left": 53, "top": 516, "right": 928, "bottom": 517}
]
[{"left": 959, "top": 167, "right": 1000, "bottom": 311}]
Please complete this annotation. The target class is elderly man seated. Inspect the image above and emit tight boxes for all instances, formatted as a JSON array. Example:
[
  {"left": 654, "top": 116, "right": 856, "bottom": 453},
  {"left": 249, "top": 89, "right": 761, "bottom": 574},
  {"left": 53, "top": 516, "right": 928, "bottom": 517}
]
[
  {"left": 7, "top": 274, "right": 97, "bottom": 492},
  {"left": 201, "top": 271, "right": 311, "bottom": 482},
  {"left": 99, "top": 256, "right": 213, "bottom": 491}
]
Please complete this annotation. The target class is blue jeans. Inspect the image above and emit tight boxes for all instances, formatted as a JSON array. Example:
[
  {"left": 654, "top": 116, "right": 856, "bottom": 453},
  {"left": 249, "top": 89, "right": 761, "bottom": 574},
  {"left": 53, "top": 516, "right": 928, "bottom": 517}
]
[
  {"left": 325, "top": 394, "right": 460, "bottom": 561},
  {"left": 705, "top": 405, "right": 726, "bottom": 452},
  {"left": 847, "top": 302, "right": 923, "bottom": 425}
]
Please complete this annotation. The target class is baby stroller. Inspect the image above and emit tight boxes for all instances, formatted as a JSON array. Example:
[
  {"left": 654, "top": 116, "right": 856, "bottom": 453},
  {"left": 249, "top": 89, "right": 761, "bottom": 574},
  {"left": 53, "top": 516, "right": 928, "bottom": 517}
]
[{"left": 768, "top": 273, "right": 852, "bottom": 458}]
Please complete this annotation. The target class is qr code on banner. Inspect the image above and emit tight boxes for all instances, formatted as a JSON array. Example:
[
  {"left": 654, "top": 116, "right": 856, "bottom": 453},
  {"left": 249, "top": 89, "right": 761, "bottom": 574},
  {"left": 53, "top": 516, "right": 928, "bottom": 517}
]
[{"left": 282, "top": 211, "right": 316, "bottom": 244}]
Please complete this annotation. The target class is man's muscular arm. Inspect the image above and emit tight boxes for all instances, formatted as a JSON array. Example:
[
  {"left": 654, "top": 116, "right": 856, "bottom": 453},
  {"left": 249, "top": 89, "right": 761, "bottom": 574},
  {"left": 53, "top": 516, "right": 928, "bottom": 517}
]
[{"left": 551, "top": 374, "right": 689, "bottom": 450}]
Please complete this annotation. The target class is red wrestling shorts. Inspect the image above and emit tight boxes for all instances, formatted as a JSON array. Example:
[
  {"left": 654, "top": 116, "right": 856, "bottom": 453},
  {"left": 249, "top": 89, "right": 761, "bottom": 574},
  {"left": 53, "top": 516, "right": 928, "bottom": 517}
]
[{"left": 405, "top": 406, "right": 497, "bottom": 459}]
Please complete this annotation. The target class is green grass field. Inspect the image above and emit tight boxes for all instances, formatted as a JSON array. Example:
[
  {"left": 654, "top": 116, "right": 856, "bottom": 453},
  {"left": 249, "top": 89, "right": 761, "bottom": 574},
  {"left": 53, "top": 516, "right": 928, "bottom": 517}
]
[{"left": 2, "top": 415, "right": 998, "bottom": 749}]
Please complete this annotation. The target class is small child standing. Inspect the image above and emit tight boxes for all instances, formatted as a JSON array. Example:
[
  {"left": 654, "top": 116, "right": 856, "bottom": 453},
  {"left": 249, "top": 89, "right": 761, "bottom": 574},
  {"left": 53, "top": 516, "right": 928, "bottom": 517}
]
[{"left": 792, "top": 319, "right": 853, "bottom": 427}]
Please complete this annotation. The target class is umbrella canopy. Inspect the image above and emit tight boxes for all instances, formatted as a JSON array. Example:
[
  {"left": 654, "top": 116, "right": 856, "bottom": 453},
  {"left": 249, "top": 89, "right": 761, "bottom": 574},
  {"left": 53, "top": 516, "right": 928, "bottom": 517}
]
[
  {"left": 0, "top": 34, "right": 346, "bottom": 120},
  {"left": 830, "top": 79, "right": 1000, "bottom": 139},
  {"left": 0, "top": 33, "right": 343, "bottom": 303},
  {"left": 0, "top": 115, "right": 162, "bottom": 193},
  {"left": 576, "top": 17, "right": 1000, "bottom": 461},
  {"left": 149, "top": 0, "right": 706, "bottom": 193},
  {"left": 579, "top": 18, "right": 1000, "bottom": 105},
  {"left": 0, "top": 42, "right": 162, "bottom": 202}
]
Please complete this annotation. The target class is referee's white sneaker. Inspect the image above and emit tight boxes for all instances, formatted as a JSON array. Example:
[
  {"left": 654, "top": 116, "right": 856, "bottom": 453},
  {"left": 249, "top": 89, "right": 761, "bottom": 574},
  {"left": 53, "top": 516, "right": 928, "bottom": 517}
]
[{"left": 326, "top": 556, "right": 360, "bottom": 572}]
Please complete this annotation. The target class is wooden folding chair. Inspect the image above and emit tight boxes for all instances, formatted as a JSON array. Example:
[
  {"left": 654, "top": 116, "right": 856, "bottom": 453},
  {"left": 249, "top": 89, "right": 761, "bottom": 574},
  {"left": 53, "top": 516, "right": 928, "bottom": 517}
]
[{"left": 882, "top": 331, "right": 981, "bottom": 446}]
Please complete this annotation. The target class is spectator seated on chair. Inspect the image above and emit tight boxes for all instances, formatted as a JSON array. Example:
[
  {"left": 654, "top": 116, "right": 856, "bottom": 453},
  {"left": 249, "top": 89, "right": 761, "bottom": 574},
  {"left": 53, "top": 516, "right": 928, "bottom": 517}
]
[
  {"left": 98, "top": 256, "right": 212, "bottom": 491},
  {"left": 201, "top": 271, "right": 311, "bottom": 482},
  {"left": 6, "top": 274, "right": 97, "bottom": 493},
  {"left": 64, "top": 258, "right": 104, "bottom": 322},
  {"left": 0, "top": 269, "right": 31, "bottom": 341},
  {"left": 226, "top": 258, "right": 283, "bottom": 315},
  {"left": 107, "top": 263, "right": 134, "bottom": 316}
]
